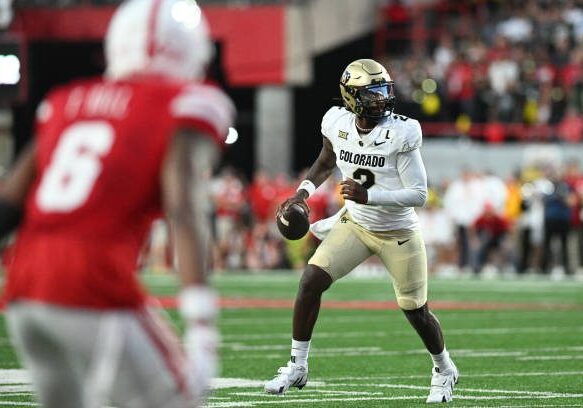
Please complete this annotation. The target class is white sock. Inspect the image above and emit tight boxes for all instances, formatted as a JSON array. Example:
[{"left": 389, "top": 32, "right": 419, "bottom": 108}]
[
  {"left": 291, "top": 339, "right": 310, "bottom": 367},
  {"left": 430, "top": 346, "right": 454, "bottom": 373}
]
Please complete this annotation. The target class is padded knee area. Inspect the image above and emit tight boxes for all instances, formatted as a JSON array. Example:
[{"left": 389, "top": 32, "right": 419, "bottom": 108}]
[
  {"left": 394, "top": 278, "right": 427, "bottom": 311},
  {"left": 397, "top": 297, "right": 425, "bottom": 311},
  {"left": 298, "top": 265, "right": 333, "bottom": 297}
]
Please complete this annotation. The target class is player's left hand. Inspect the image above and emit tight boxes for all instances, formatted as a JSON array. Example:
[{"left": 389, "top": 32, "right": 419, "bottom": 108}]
[
  {"left": 179, "top": 286, "right": 220, "bottom": 404},
  {"left": 184, "top": 322, "right": 219, "bottom": 402},
  {"left": 340, "top": 178, "right": 368, "bottom": 204}
]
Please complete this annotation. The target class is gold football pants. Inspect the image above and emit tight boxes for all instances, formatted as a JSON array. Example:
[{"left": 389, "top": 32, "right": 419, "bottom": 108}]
[{"left": 309, "top": 213, "right": 427, "bottom": 310}]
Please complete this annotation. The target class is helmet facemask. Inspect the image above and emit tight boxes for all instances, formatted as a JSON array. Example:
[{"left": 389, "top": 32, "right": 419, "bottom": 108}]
[{"left": 354, "top": 82, "right": 396, "bottom": 120}]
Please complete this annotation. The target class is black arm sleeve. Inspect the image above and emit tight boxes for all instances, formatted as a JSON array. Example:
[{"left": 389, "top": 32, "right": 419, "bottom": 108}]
[{"left": 0, "top": 199, "right": 22, "bottom": 240}]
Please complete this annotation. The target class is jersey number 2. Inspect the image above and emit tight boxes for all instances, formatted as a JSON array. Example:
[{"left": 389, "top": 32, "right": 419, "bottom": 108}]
[
  {"left": 353, "top": 168, "right": 375, "bottom": 189},
  {"left": 36, "top": 121, "right": 114, "bottom": 212}
]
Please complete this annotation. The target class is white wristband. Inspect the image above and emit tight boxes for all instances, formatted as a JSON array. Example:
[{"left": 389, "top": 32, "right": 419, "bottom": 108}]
[
  {"left": 178, "top": 286, "right": 219, "bottom": 321},
  {"left": 297, "top": 180, "right": 316, "bottom": 198}
]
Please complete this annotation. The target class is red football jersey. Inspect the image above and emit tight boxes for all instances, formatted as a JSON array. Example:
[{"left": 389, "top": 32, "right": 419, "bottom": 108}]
[{"left": 4, "top": 74, "right": 235, "bottom": 309}]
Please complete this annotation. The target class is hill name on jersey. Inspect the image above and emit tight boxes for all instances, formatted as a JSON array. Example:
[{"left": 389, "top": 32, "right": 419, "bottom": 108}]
[{"left": 63, "top": 85, "right": 133, "bottom": 119}]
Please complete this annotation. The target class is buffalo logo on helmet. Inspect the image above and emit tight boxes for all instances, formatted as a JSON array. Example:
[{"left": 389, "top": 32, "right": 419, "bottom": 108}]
[{"left": 340, "top": 69, "right": 351, "bottom": 85}]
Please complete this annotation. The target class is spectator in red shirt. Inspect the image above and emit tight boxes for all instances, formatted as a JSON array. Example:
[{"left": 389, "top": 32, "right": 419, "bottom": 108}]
[
  {"left": 473, "top": 203, "right": 510, "bottom": 274},
  {"left": 271, "top": 173, "right": 296, "bottom": 218},
  {"left": 382, "top": 0, "right": 411, "bottom": 24},
  {"left": 248, "top": 170, "right": 278, "bottom": 222},
  {"left": 378, "top": 0, "right": 412, "bottom": 55},
  {"left": 557, "top": 107, "right": 583, "bottom": 143},
  {"left": 563, "top": 159, "right": 583, "bottom": 272},
  {"left": 446, "top": 52, "right": 475, "bottom": 120},
  {"left": 211, "top": 167, "right": 247, "bottom": 253}
]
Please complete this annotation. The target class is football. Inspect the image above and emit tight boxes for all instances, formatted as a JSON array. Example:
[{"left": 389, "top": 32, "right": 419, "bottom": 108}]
[{"left": 276, "top": 203, "right": 310, "bottom": 240}]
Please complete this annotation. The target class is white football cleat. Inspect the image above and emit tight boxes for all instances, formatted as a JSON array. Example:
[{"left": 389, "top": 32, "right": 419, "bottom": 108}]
[
  {"left": 264, "top": 361, "right": 308, "bottom": 395},
  {"left": 426, "top": 364, "right": 459, "bottom": 403}
]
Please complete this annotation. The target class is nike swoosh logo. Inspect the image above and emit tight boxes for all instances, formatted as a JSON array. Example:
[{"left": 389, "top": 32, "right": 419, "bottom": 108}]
[
  {"left": 397, "top": 239, "right": 410, "bottom": 245},
  {"left": 373, "top": 140, "right": 386, "bottom": 146},
  {"left": 292, "top": 377, "right": 303, "bottom": 386}
]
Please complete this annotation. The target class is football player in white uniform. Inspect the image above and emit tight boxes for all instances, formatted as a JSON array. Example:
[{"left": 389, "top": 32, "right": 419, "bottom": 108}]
[{"left": 264, "top": 59, "right": 458, "bottom": 403}]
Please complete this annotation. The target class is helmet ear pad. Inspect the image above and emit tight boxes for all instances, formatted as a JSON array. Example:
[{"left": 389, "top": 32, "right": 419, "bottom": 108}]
[{"left": 340, "top": 83, "right": 364, "bottom": 116}]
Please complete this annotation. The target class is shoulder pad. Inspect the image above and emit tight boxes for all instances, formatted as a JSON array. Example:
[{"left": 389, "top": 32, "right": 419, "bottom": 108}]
[
  {"left": 170, "top": 84, "right": 236, "bottom": 143},
  {"left": 321, "top": 106, "right": 349, "bottom": 139},
  {"left": 394, "top": 117, "right": 422, "bottom": 153}
]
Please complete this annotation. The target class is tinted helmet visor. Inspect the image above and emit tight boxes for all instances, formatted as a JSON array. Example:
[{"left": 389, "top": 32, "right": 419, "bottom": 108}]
[{"left": 357, "top": 82, "right": 396, "bottom": 119}]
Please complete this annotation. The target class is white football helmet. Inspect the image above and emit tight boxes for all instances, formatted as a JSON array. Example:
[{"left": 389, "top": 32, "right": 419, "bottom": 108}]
[{"left": 105, "top": 0, "right": 212, "bottom": 81}]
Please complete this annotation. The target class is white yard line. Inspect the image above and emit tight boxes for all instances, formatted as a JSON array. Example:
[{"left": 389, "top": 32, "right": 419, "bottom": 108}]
[
  {"left": 0, "top": 370, "right": 29, "bottom": 384},
  {"left": 328, "top": 383, "right": 583, "bottom": 398},
  {"left": 210, "top": 378, "right": 328, "bottom": 389},
  {"left": 231, "top": 390, "right": 383, "bottom": 397},
  {"left": 326, "top": 370, "right": 583, "bottom": 381},
  {"left": 518, "top": 355, "right": 583, "bottom": 361},
  {"left": 0, "top": 386, "right": 35, "bottom": 393},
  {"left": 222, "top": 344, "right": 583, "bottom": 354}
]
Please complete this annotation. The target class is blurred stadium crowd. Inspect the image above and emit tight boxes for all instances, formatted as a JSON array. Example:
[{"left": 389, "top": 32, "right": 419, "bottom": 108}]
[
  {"left": 142, "top": 157, "right": 583, "bottom": 278},
  {"left": 136, "top": 0, "right": 583, "bottom": 277},
  {"left": 383, "top": 0, "right": 583, "bottom": 141},
  {"left": 3, "top": 0, "right": 583, "bottom": 278}
]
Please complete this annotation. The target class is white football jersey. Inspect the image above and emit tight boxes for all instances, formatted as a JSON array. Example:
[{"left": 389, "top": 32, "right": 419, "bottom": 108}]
[{"left": 321, "top": 106, "right": 423, "bottom": 232}]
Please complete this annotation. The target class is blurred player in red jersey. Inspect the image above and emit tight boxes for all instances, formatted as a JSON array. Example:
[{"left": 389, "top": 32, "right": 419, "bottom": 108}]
[{"left": 0, "top": 0, "right": 235, "bottom": 406}]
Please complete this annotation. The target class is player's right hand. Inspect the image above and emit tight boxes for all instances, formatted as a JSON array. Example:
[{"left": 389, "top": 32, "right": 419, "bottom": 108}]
[{"left": 277, "top": 191, "right": 310, "bottom": 218}]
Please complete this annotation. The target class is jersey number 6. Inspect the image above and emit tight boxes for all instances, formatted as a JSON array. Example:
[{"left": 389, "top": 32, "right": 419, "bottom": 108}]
[
  {"left": 36, "top": 121, "right": 115, "bottom": 212},
  {"left": 353, "top": 168, "right": 375, "bottom": 189}
]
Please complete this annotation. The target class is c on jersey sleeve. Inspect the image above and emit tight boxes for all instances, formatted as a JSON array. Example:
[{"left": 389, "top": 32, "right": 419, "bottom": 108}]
[
  {"left": 396, "top": 118, "right": 423, "bottom": 153},
  {"left": 321, "top": 106, "right": 348, "bottom": 140},
  {"left": 170, "top": 84, "right": 236, "bottom": 145}
]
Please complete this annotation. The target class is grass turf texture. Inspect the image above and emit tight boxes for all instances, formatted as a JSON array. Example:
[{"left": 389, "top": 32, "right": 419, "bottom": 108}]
[{"left": 0, "top": 272, "right": 582, "bottom": 407}]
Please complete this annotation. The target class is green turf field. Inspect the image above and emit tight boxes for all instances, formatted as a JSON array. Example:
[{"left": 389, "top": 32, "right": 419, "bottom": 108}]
[{"left": 1, "top": 272, "right": 583, "bottom": 407}]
